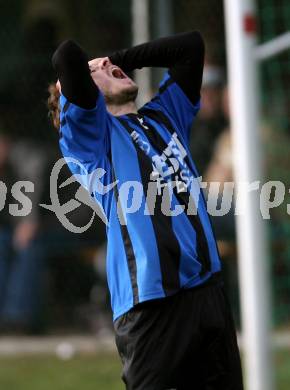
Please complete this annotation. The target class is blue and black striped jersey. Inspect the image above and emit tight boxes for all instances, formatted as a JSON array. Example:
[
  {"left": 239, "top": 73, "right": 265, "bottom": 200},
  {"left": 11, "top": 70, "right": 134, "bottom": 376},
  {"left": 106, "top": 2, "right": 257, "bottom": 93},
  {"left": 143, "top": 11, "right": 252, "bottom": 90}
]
[{"left": 59, "top": 72, "right": 221, "bottom": 320}]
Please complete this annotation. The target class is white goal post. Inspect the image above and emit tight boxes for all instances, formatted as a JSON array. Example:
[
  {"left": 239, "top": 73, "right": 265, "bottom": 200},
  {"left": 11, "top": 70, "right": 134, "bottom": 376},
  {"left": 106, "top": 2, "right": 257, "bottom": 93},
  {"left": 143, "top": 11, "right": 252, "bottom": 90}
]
[
  {"left": 131, "top": 0, "right": 151, "bottom": 107},
  {"left": 224, "top": 0, "right": 290, "bottom": 389}
]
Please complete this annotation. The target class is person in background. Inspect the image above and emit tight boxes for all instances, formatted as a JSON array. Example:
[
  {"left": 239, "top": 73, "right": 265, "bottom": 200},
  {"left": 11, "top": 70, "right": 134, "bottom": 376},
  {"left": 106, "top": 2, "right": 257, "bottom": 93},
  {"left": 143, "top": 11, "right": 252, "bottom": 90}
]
[
  {"left": 202, "top": 85, "right": 240, "bottom": 321},
  {"left": 190, "top": 64, "right": 227, "bottom": 176},
  {"left": 0, "top": 132, "right": 47, "bottom": 333},
  {"left": 204, "top": 84, "right": 234, "bottom": 242}
]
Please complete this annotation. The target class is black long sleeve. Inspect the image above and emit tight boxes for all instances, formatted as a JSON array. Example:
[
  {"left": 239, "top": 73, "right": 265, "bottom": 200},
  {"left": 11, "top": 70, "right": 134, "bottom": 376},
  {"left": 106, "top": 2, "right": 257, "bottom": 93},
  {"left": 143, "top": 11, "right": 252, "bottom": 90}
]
[
  {"left": 109, "top": 31, "right": 205, "bottom": 104},
  {"left": 52, "top": 40, "right": 98, "bottom": 109}
]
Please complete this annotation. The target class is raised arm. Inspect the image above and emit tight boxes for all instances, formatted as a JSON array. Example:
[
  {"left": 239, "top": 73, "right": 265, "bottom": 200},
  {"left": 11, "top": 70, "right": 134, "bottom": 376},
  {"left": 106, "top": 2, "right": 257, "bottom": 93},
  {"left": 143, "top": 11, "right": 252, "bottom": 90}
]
[
  {"left": 51, "top": 41, "right": 112, "bottom": 206},
  {"left": 109, "top": 31, "right": 205, "bottom": 104},
  {"left": 52, "top": 40, "right": 98, "bottom": 109}
]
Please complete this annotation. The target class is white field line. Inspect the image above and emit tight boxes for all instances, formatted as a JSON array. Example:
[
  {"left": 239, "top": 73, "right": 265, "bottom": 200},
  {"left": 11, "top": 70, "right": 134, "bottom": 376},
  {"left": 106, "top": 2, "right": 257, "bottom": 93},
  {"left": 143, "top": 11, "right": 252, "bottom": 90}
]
[
  {"left": 0, "top": 334, "right": 116, "bottom": 357},
  {"left": 0, "top": 332, "right": 289, "bottom": 357}
]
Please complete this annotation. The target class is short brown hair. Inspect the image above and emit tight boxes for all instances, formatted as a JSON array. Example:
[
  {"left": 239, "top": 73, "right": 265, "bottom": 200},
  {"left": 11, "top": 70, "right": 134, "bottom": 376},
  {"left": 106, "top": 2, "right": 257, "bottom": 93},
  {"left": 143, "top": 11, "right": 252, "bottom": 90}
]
[{"left": 47, "top": 83, "right": 61, "bottom": 130}]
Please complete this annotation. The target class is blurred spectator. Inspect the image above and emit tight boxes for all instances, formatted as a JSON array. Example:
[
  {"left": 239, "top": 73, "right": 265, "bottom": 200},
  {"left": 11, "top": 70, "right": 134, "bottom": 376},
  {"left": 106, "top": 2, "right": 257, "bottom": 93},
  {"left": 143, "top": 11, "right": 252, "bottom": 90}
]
[
  {"left": 203, "top": 83, "right": 290, "bottom": 326},
  {"left": 0, "top": 133, "right": 47, "bottom": 333},
  {"left": 38, "top": 147, "right": 108, "bottom": 333},
  {"left": 205, "top": 84, "right": 290, "bottom": 238},
  {"left": 190, "top": 64, "right": 227, "bottom": 175},
  {"left": 200, "top": 85, "right": 240, "bottom": 323},
  {"left": 203, "top": 84, "right": 235, "bottom": 243}
]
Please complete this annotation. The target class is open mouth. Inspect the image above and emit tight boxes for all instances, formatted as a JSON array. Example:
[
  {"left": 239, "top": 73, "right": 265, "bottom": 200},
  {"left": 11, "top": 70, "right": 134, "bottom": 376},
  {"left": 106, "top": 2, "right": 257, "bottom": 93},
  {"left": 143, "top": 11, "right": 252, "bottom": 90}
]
[{"left": 111, "top": 67, "right": 126, "bottom": 79}]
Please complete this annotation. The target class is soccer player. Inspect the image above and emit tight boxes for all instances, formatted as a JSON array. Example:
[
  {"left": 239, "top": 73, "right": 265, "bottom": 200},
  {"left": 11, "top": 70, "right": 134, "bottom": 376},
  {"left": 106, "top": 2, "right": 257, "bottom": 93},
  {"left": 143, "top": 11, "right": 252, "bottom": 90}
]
[{"left": 50, "top": 31, "right": 243, "bottom": 389}]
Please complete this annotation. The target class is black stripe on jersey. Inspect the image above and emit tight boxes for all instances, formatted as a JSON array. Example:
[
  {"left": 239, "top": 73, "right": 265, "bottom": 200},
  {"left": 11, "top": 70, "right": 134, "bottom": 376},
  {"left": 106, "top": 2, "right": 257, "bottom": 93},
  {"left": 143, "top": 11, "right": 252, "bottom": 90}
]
[
  {"left": 63, "top": 101, "right": 70, "bottom": 113},
  {"left": 117, "top": 117, "right": 181, "bottom": 296},
  {"left": 60, "top": 101, "right": 70, "bottom": 129},
  {"left": 159, "top": 77, "right": 174, "bottom": 94},
  {"left": 112, "top": 167, "right": 139, "bottom": 305},
  {"left": 134, "top": 109, "right": 211, "bottom": 276},
  {"left": 60, "top": 117, "right": 67, "bottom": 127},
  {"left": 139, "top": 108, "right": 195, "bottom": 168}
]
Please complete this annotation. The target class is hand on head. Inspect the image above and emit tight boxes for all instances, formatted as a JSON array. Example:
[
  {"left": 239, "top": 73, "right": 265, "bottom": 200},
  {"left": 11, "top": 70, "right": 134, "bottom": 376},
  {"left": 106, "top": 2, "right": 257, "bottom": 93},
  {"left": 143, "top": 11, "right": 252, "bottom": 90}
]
[
  {"left": 53, "top": 54, "right": 138, "bottom": 117},
  {"left": 55, "top": 57, "right": 112, "bottom": 94}
]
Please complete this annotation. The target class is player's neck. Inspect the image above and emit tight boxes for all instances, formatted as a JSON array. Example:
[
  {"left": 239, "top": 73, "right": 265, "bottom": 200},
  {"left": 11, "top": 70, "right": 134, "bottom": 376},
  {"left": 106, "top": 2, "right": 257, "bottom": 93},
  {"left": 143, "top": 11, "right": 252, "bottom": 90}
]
[{"left": 107, "top": 101, "right": 138, "bottom": 117}]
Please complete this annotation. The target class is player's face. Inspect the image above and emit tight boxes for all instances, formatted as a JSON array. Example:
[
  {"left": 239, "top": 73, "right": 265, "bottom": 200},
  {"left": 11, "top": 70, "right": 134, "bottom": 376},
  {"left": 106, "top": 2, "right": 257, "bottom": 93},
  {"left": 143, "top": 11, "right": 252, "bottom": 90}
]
[{"left": 88, "top": 57, "right": 138, "bottom": 105}]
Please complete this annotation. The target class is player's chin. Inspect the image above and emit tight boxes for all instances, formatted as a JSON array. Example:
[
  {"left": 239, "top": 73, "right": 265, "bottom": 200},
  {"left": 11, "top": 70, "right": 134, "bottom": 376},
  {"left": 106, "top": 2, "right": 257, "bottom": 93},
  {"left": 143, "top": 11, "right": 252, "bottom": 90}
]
[
  {"left": 105, "top": 84, "right": 138, "bottom": 105},
  {"left": 117, "top": 82, "right": 138, "bottom": 99},
  {"left": 126, "top": 84, "right": 138, "bottom": 100},
  {"left": 124, "top": 82, "right": 138, "bottom": 94}
]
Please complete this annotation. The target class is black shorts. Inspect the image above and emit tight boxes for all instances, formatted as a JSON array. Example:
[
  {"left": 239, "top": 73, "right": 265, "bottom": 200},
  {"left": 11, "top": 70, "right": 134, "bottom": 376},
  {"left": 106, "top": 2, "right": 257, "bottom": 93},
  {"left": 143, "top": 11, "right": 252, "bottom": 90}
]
[{"left": 114, "top": 276, "right": 244, "bottom": 390}]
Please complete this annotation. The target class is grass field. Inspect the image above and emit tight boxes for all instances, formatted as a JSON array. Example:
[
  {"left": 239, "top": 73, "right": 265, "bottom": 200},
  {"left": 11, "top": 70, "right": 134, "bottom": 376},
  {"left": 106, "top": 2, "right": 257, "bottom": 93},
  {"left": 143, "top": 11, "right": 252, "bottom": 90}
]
[
  {"left": 0, "top": 350, "right": 289, "bottom": 390},
  {"left": 0, "top": 353, "right": 123, "bottom": 390}
]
